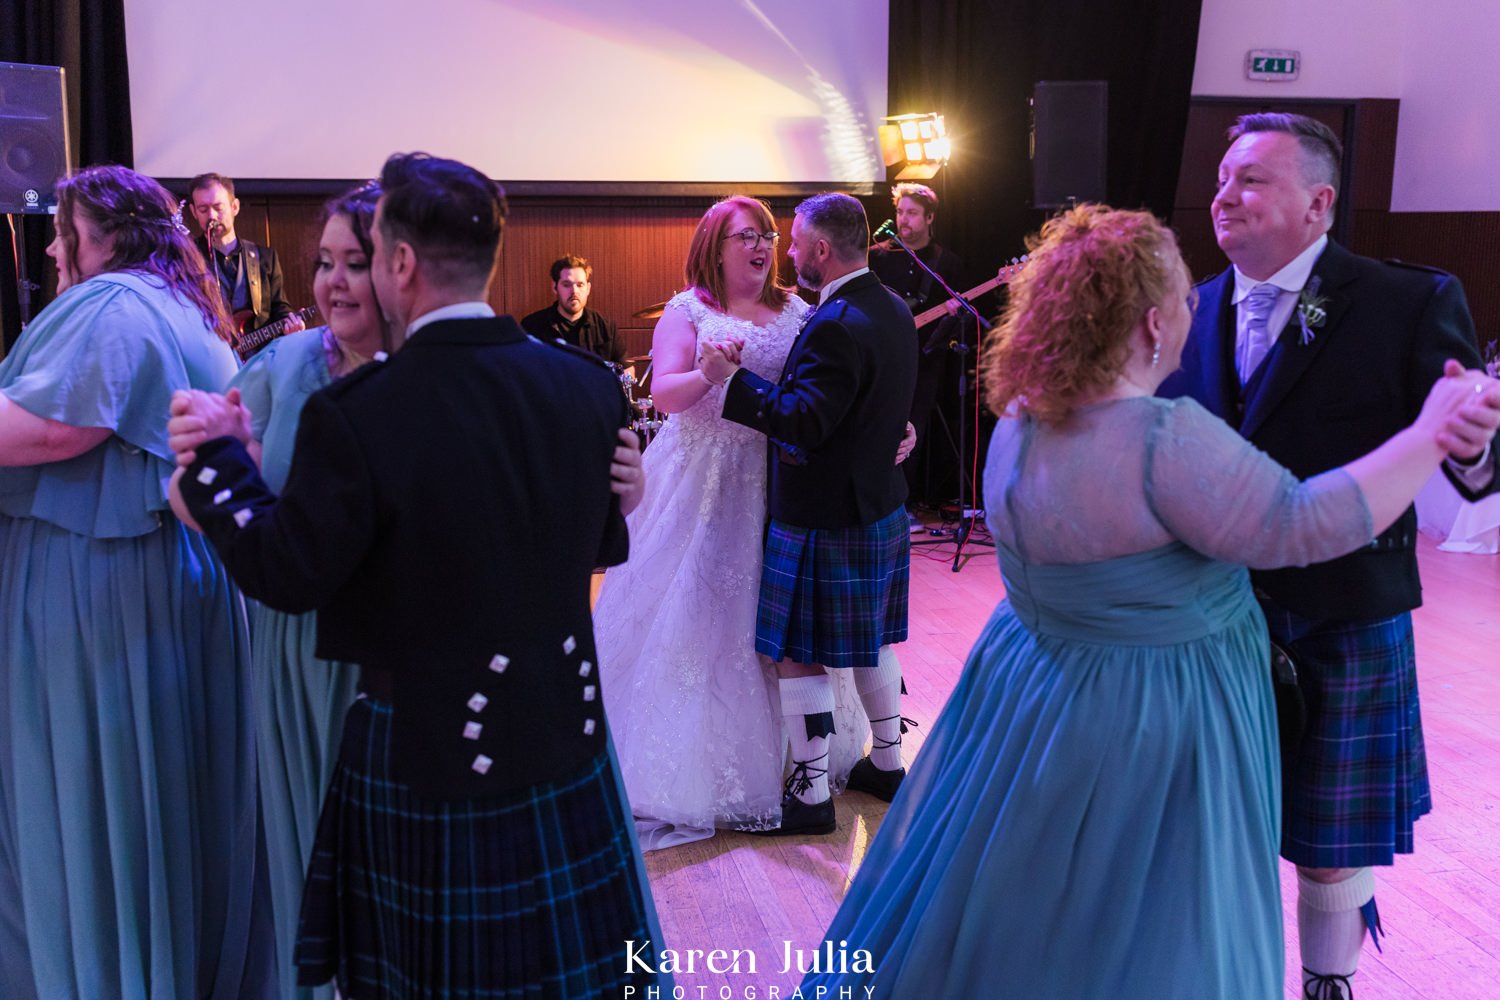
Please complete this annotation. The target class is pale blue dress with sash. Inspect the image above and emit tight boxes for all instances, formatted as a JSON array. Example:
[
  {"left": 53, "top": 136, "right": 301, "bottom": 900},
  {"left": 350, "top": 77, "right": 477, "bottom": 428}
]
[
  {"left": 228, "top": 327, "right": 360, "bottom": 1000},
  {"left": 804, "top": 396, "right": 1376, "bottom": 999},
  {"left": 0, "top": 272, "right": 272, "bottom": 999}
]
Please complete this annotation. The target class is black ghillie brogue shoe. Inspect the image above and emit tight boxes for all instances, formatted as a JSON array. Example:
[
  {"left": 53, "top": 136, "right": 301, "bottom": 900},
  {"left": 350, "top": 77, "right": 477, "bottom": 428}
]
[{"left": 844, "top": 756, "right": 906, "bottom": 803}]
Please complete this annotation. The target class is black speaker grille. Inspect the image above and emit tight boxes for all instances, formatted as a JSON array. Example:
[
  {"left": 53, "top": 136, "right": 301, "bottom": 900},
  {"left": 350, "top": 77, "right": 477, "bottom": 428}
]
[
  {"left": 0, "top": 62, "right": 71, "bottom": 214},
  {"left": 1032, "top": 81, "right": 1107, "bottom": 210}
]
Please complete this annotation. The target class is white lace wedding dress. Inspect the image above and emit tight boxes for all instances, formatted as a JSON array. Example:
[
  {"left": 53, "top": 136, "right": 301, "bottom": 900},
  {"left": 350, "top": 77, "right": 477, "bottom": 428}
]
[{"left": 595, "top": 290, "right": 869, "bottom": 850}]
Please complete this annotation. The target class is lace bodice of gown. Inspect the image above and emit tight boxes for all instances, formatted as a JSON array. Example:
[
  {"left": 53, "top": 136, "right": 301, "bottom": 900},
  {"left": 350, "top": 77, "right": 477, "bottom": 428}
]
[
  {"left": 660, "top": 290, "right": 807, "bottom": 443},
  {"left": 982, "top": 396, "right": 1376, "bottom": 640}
]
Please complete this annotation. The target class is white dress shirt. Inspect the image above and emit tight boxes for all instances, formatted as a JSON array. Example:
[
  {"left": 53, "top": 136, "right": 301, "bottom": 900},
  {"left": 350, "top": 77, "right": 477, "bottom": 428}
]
[
  {"left": 1231, "top": 235, "right": 1327, "bottom": 383},
  {"left": 817, "top": 266, "right": 872, "bottom": 306},
  {"left": 405, "top": 301, "right": 496, "bottom": 339}
]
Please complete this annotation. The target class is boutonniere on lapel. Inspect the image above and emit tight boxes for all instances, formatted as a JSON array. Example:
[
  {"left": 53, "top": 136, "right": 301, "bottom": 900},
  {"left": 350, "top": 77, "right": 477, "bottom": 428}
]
[{"left": 1295, "top": 277, "right": 1329, "bottom": 346}]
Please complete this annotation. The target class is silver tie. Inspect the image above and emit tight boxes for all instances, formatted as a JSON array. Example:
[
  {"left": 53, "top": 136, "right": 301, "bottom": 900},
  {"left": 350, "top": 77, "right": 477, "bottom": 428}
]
[{"left": 1240, "top": 283, "right": 1280, "bottom": 384}]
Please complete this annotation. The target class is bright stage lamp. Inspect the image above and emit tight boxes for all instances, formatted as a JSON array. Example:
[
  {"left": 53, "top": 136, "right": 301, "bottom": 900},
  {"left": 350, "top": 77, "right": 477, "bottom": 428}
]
[{"left": 879, "top": 112, "right": 950, "bottom": 181}]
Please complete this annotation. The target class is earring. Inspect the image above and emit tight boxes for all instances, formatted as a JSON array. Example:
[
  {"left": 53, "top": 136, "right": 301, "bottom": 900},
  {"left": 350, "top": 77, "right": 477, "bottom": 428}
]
[{"left": 1150, "top": 340, "right": 1161, "bottom": 368}]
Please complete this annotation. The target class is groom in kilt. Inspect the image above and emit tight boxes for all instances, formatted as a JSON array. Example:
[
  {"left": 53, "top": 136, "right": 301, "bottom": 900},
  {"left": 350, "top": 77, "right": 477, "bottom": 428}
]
[
  {"left": 167, "top": 153, "right": 667, "bottom": 998},
  {"left": 704, "top": 192, "right": 919, "bottom": 835}
]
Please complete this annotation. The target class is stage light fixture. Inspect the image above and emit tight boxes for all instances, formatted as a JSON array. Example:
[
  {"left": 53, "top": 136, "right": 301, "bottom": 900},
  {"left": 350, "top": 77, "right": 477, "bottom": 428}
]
[{"left": 880, "top": 112, "right": 950, "bottom": 181}]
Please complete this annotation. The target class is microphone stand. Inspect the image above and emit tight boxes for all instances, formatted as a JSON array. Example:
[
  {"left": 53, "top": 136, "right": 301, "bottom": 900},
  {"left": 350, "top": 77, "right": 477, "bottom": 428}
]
[{"left": 876, "top": 222, "right": 994, "bottom": 573}]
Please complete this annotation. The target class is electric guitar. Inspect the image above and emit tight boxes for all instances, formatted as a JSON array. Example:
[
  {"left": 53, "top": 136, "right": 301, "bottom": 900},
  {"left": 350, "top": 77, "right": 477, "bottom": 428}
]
[
  {"left": 911, "top": 256, "right": 1029, "bottom": 329},
  {"left": 232, "top": 306, "right": 317, "bottom": 363}
]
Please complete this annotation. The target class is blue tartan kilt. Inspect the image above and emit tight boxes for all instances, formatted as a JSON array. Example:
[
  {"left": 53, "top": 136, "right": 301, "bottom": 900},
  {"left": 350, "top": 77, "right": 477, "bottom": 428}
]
[
  {"left": 755, "top": 506, "right": 910, "bottom": 670},
  {"left": 294, "top": 697, "right": 662, "bottom": 999},
  {"left": 1266, "top": 607, "right": 1432, "bottom": 868}
]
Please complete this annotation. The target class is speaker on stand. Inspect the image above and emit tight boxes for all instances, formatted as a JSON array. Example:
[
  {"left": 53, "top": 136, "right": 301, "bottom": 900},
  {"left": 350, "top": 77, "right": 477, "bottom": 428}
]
[{"left": 1, "top": 61, "right": 72, "bottom": 336}]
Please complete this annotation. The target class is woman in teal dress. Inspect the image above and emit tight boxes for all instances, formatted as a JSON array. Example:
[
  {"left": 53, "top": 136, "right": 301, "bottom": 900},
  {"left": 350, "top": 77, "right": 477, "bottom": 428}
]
[
  {"left": 802, "top": 205, "right": 1485, "bottom": 998},
  {"left": 226, "top": 183, "right": 390, "bottom": 1000},
  {"left": 0, "top": 166, "right": 271, "bottom": 997}
]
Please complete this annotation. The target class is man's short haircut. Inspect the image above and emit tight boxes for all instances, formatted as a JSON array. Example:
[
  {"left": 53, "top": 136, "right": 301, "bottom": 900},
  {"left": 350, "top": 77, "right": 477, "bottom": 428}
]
[
  {"left": 188, "top": 172, "right": 236, "bottom": 200},
  {"left": 1228, "top": 113, "right": 1343, "bottom": 191},
  {"left": 795, "top": 192, "right": 869, "bottom": 262},
  {"left": 891, "top": 182, "right": 938, "bottom": 214},
  {"left": 377, "top": 152, "right": 508, "bottom": 289},
  {"left": 550, "top": 254, "right": 592, "bottom": 283}
]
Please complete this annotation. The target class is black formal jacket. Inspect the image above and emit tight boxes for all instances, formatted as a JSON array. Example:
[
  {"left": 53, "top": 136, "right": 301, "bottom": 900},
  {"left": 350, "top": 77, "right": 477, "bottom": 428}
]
[
  {"left": 1159, "top": 240, "right": 1489, "bottom": 621},
  {"left": 722, "top": 271, "right": 917, "bottom": 529},
  {"left": 180, "top": 316, "right": 630, "bottom": 800}
]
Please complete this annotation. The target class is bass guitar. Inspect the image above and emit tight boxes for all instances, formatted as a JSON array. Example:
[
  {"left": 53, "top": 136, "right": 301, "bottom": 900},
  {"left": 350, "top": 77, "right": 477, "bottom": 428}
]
[
  {"left": 911, "top": 256, "right": 1029, "bottom": 329},
  {"left": 233, "top": 306, "right": 317, "bottom": 363}
]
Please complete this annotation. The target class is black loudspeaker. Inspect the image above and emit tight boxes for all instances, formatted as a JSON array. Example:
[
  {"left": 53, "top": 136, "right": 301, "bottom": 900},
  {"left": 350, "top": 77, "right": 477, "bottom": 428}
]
[
  {"left": 1031, "top": 80, "right": 1107, "bottom": 209},
  {"left": 0, "top": 62, "right": 72, "bottom": 214}
]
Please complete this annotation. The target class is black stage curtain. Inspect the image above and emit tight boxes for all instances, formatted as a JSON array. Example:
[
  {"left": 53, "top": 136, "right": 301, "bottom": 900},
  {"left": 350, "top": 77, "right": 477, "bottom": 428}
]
[
  {"left": 886, "top": 0, "right": 1203, "bottom": 282},
  {"left": 884, "top": 0, "right": 1201, "bottom": 506},
  {"left": 0, "top": 0, "right": 133, "bottom": 349}
]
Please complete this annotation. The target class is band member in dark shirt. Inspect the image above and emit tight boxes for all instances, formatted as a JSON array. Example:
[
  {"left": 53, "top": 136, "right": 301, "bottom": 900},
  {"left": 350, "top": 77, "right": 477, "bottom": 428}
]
[
  {"left": 520, "top": 254, "right": 625, "bottom": 364},
  {"left": 188, "top": 172, "right": 304, "bottom": 338},
  {"left": 870, "top": 183, "right": 965, "bottom": 503}
]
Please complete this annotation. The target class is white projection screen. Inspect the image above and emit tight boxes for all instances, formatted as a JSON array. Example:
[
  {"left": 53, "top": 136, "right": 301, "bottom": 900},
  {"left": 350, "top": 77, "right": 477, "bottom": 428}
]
[{"left": 125, "top": 0, "right": 889, "bottom": 185}]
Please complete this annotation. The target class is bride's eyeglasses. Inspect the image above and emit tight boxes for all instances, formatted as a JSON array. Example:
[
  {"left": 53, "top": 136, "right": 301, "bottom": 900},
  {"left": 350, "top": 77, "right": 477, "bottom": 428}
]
[{"left": 722, "top": 229, "right": 780, "bottom": 249}]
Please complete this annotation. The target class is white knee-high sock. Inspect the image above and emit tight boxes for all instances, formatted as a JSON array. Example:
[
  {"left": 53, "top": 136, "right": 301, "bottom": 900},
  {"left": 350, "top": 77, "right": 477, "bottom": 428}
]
[
  {"left": 855, "top": 646, "right": 905, "bottom": 771},
  {"left": 779, "top": 674, "right": 834, "bottom": 804},
  {"left": 1299, "top": 868, "right": 1374, "bottom": 997}
]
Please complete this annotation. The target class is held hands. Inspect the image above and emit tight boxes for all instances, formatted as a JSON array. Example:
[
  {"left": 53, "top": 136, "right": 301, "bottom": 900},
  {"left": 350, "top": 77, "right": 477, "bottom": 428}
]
[
  {"left": 1420, "top": 361, "right": 1500, "bottom": 459},
  {"left": 610, "top": 427, "right": 647, "bottom": 516},
  {"left": 168, "top": 388, "right": 254, "bottom": 466},
  {"left": 698, "top": 336, "right": 744, "bottom": 386}
]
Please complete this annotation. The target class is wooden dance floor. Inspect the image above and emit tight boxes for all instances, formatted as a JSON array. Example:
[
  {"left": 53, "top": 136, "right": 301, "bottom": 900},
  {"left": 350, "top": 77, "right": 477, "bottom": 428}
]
[{"left": 632, "top": 532, "right": 1500, "bottom": 998}]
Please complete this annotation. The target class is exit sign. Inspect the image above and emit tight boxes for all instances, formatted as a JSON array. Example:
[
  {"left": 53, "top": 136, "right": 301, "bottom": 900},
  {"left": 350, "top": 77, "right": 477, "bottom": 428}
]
[{"left": 1246, "top": 49, "right": 1300, "bottom": 81}]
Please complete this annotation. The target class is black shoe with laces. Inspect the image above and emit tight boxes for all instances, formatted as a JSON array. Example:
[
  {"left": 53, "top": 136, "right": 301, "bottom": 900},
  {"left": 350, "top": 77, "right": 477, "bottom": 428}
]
[
  {"left": 1303, "top": 969, "right": 1354, "bottom": 1000},
  {"left": 749, "top": 754, "right": 836, "bottom": 836},
  {"left": 845, "top": 756, "right": 905, "bottom": 802},
  {"left": 750, "top": 793, "right": 836, "bottom": 837}
]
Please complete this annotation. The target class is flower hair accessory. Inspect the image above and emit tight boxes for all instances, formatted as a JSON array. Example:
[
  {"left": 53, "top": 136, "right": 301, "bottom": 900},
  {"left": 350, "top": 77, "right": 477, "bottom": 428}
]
[
  {"left": 172, "top": 200, "right": 191, "bottom": 236},
  {"left": 1295, "top": 277, "right": 1328, "bottom": 346}
]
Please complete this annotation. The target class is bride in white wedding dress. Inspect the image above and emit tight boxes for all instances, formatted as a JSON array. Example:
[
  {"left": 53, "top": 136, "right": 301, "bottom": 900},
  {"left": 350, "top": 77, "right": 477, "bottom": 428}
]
[{"left": 594, "top": 196, "right": 869, "bottom": 850}]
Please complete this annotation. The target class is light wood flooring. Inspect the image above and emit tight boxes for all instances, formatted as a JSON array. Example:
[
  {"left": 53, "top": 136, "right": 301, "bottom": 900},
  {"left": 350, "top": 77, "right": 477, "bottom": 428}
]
[{"left": 629, "top": 531, "right": 1500, "bottom": 998}]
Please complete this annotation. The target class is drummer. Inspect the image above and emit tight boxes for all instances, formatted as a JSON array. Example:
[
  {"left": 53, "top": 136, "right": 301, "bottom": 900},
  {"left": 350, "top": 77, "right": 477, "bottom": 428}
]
[{"left": 519, "top": 254, "right": 626, "bottom": 364}]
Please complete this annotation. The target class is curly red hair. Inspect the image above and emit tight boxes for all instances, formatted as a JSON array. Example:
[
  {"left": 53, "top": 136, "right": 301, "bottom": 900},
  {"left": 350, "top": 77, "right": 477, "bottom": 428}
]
[{"left": 982, "top": 204, "right": 1187, "bottom": 424}]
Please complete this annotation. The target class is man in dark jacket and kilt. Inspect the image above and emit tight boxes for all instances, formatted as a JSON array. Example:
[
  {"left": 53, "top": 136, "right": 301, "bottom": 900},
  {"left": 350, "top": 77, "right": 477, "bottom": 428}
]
[
  {"left": 168, "top": 153, "right": 669, "bottom": 999},
  {"left": 703, "top": 192, "right": 919, "bottom": 835}
]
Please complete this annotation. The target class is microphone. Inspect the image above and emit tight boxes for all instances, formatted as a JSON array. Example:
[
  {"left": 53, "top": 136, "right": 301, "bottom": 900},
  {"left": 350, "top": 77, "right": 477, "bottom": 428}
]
[{"left": 872, "top": 218, "right": 898, "bottom": 243}]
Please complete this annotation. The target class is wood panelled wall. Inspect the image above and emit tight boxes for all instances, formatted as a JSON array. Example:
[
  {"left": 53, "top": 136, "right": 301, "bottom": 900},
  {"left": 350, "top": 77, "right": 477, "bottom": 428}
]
[
  {"left": 228, "top": 193, "right": 809, "bottom": 362},
  {"left": 1171, "top": 97, "right": 1498, "bottom": 346},
  {"left": 4, "top": 173, "right": 1493, "bottom": 363}
]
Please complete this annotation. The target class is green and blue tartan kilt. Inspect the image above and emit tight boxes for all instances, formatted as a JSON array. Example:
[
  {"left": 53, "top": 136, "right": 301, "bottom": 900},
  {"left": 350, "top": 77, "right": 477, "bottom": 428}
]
[
  {"left": 294, "top": 697, "right": 663, "bottom": 998},
  {"left": 755, "top": 506, "right": 910, "bottom": 670},
  {"left": 1266, "top": 606, "right": 1432, "bottom": 869}
]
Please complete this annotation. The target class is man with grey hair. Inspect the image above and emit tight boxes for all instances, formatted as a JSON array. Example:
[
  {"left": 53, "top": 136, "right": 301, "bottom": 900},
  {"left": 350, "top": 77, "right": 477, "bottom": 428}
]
[
  {"left": 701, "top": 192, "right": 918, "bottom": 835},
  {"left": 1162, "top": 112, "right": 1500, "bottom": 998}
]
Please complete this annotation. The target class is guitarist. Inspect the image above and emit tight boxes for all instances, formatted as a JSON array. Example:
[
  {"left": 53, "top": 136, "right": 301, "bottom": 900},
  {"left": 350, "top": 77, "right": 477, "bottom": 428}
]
[
  {"left": 870, "top": 182, "right": 965, "bottom": 505},
  {"left": 188, "top": 172, "right": 306, "bottom": 344}
]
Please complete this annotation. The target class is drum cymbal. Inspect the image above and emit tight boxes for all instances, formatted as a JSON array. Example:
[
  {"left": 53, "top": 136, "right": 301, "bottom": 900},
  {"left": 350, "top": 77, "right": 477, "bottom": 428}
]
[{"left": 633, "top": 300, "right": 669, "bottom": 319}]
